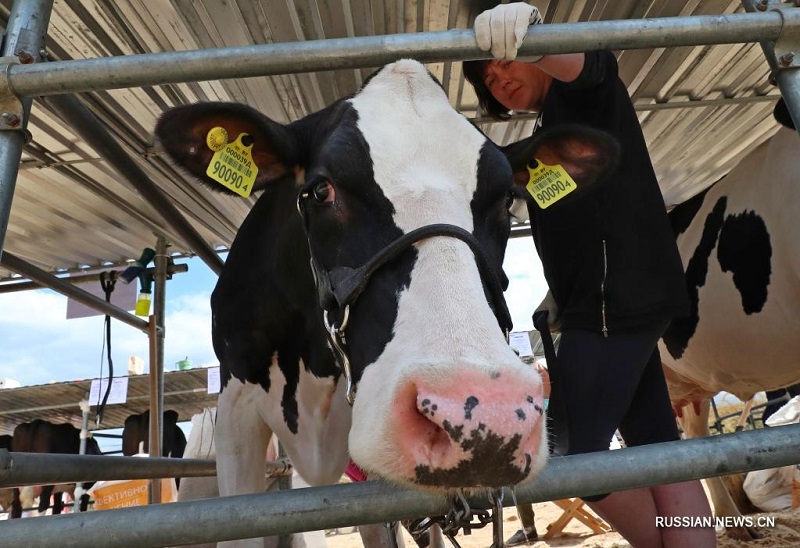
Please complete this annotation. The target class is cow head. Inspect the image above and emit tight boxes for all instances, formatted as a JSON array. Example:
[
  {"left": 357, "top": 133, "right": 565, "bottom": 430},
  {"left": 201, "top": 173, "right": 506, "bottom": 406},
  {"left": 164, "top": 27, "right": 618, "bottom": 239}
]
[{"left": 156, "top": 60, "right": 617, "bottom": 490}]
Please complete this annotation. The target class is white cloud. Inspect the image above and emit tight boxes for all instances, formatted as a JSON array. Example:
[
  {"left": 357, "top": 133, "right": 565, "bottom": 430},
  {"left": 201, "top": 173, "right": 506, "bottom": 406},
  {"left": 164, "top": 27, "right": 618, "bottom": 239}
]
[{"left": 0, "top": 285, "right": 215, "bottom": 387}]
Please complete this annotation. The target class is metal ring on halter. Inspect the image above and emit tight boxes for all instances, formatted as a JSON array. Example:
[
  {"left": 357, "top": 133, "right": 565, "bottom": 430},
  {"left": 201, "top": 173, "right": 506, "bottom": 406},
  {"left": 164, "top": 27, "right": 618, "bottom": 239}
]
[{"left": 324, "top": 307, "right": 356, "bottom": 405}]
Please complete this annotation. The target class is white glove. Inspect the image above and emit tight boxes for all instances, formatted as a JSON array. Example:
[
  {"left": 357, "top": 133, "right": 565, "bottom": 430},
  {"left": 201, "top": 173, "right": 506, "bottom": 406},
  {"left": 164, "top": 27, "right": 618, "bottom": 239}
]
[{"left": 474, "top": 3, "right": 543, "bottom": 61}]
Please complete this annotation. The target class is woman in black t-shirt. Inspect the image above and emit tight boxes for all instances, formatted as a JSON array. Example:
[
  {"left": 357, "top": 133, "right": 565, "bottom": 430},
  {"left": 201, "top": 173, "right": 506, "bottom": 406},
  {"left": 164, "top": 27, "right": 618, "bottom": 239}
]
[{"left": 464, "top": 4, "right": 715, "bottom": 547}]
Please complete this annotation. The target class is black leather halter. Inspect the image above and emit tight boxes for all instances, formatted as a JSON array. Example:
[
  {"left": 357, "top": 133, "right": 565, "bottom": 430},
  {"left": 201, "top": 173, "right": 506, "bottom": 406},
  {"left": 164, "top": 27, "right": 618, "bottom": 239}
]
[{"left": 298, "top": 199, "right": 513, "bottom": 405}]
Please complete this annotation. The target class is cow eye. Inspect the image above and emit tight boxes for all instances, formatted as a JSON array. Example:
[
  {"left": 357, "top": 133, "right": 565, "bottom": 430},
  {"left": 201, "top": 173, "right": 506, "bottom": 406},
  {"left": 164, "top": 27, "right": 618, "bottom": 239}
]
[{"left": 311, "top": 179, "right": 334, "bottom": 203}]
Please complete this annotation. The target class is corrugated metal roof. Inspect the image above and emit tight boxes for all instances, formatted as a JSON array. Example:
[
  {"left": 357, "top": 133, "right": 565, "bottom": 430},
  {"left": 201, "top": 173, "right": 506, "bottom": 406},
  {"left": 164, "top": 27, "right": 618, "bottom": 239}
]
[
  {"left": 0, "top": 0, "right": 786, "bottom": 282},
  {"left": 0, "top": 368, "right": 219, "bottom": 435}
]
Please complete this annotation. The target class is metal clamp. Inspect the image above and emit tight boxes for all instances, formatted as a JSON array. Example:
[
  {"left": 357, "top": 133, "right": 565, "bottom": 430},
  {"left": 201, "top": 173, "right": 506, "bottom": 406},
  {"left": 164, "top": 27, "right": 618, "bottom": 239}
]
[
  {"left": 772, "top": 5, "right": 800, "bottom": 69},
  {"left": 0, "top": 55, "right": 24, "bottom": 132}
]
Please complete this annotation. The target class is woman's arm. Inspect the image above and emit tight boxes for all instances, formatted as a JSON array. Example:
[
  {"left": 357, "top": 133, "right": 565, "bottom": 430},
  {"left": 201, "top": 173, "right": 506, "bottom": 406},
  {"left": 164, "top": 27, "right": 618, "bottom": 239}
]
[{"left": 532, "top": 53, "right": 585, "bottom": 83}]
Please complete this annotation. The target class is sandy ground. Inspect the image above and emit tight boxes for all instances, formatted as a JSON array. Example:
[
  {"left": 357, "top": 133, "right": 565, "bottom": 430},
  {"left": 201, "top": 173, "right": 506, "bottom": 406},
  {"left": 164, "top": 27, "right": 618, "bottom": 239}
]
[
  {"left": 324, "top": 499, "right": 628, "bottom": 548},
  {"left": 324, "top": 497, "right": 800, "bottom": 547}
]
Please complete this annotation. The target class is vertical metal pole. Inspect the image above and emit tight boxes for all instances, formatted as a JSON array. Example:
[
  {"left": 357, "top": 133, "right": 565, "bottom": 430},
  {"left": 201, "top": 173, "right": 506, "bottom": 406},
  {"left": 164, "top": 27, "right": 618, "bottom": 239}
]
[
  {"left": 74, "top": 399, "right": 90, "bottom": 512},
  {"left": 147, "top": 236, "right": 168, "bottom": 503},
  {"left": 0, "top": 0, "right": 54, "bottom": 258},
  {"left": 742, "top": 0, "right": 800, "bottom": 134}
]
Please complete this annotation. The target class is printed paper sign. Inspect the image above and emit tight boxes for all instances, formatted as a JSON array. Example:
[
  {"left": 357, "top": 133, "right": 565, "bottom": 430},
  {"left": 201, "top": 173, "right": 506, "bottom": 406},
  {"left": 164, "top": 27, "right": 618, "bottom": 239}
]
[
  {"left": 207, "top": 366, "right": 221, "bottom": 394},
  {"left": 509, "top": 331, "right": 533, "bottom": 357},
  {"left": 88, "top": 377, "right": 129, "bottom": 406}
]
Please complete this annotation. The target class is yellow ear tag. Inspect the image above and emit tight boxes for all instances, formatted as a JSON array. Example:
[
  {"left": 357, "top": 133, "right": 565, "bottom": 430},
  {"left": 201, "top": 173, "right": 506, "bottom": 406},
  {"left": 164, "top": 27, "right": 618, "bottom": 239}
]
[
  {"left": 525, "top": 160, "right": 577, "bottom": 209},
  {"left": 206, "top": 126, "right": 228, "bottom": 151},
  {"left": 206, "top": 132, "right": 258, "bottom": 198}
]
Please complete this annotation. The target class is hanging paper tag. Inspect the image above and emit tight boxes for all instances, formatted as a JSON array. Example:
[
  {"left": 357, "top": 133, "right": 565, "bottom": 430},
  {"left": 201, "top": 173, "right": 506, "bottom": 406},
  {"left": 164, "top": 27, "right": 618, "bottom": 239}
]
[
  {"left": 206, "top": 132, "right": 258, "bottom": 198},
  {"left": 525, "top": 160, "right": 577, "bottom": 209}
]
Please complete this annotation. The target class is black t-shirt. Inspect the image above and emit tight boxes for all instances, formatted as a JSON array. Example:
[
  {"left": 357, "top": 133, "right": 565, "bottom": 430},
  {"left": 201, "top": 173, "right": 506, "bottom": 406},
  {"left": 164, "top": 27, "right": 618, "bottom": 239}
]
[{"left": 528, "top": 50, "right": 689, "bottom": 333}]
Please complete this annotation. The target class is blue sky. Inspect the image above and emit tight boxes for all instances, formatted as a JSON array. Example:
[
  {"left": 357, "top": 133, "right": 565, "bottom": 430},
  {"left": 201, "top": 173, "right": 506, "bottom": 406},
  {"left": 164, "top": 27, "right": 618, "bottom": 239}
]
[
  {"left": 0, "top": 237, "right": 547, "bottom": 389},
  {"left": 0, "top": 256, "right": 220, "bottom": 387}
]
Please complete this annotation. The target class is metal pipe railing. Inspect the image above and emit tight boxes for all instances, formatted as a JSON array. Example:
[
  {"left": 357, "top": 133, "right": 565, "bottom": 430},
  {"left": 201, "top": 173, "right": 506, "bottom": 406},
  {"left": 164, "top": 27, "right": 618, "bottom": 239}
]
[
  {"left": 742, "top": 0, "right": 800, "bottom": 134},
  {"left": 0, "top": 0, "right": 54, "bottom": 257},
  {"left": 0, "top": 262, "right": 187, "bottom": 294},
  {"left": 0, "top": 251, "right": 149, "bottom": 332},
  {"left": 0, "top": 451, "right": 217, "bottom": 487},
  {"left": 4, "top": 11, "right": 790, "bottom": 98},
  {"left": 1, "top": 425, "right": 800, "bottom": 547},
  {"left": 0, "top": 450, "right": 293, "bottom": 487}
]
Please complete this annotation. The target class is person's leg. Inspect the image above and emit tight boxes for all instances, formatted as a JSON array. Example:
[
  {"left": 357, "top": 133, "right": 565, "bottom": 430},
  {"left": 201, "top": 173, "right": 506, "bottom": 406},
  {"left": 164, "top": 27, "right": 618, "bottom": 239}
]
[
  {"left": 652, "top": 481, "right": 715, "bottom": 547},
  {"left": 586, "top": 488, "right": 661, "bottom": 547},
  {"left": 505, "top": 503, "right": 538, "bottom": 545},
  {"left": 550, "top": 327, "right": 662, "bottom": 544},
  {"left": 554, "top": 323, "right": 713, "bottom": 547},
  {"left": 586, "top": 482, "right": 714, "bottom": 548},
  {"left": 617, "top": 348, "right": 714, "bottom": 547},
  {"left": 517, "top": 502, "right": 536, "bottom": 531}
]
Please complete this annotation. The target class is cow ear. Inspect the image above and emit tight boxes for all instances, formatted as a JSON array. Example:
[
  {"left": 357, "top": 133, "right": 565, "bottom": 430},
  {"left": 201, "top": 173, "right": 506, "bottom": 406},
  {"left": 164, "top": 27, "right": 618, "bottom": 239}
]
[
  {"left": 501, "top": 125, "right": 621, "bottom": 209},
  {"left": 773, "top": 97, "right": 796, "bottom": 131},
  {"left": 155, "top": 102, "right": 298, "bottom": 195}
]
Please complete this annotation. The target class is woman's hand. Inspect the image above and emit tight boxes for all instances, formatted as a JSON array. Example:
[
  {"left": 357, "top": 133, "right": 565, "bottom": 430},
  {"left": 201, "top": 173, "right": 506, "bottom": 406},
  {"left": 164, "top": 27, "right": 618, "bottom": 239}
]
[{"left": 474, "top": 3, "right": 543, "bottom": 60}]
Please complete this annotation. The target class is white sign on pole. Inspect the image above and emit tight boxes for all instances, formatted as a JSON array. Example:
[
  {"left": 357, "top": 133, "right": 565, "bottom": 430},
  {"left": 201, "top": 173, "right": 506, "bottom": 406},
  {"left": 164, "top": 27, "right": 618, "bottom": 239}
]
[
  {"left": 509, "top": 331, "right": 534, "bottom": 357},
  {"left": 88, "top": 377, "right": 129, "bottom": 406},
  {"left": 207, "top": 366, "right": 221, "bottom": 394}
]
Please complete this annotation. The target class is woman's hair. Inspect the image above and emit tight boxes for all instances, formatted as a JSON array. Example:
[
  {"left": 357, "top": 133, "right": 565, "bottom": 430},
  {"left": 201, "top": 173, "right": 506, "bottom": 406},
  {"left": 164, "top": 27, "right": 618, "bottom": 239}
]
[{"left": 462, "top": 60, "right": 513, "bottom": 120}]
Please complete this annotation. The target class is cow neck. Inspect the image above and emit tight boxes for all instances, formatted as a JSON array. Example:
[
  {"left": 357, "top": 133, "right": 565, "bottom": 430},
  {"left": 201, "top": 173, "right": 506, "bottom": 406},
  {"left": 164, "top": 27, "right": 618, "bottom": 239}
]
[{"left": 299, "top": 218, "right": 514, "bottom": 406}]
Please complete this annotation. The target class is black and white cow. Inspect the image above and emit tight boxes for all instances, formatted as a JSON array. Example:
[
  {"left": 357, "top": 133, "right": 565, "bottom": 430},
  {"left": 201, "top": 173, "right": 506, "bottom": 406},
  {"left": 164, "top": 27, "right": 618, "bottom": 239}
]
[
  {"left": 156, "top": 59, "right": 617, "bottom": 546},
  {"left": 662, "top": 99, "right": 799, "bottom": 406},
  {"left": 0, "top": 434, "right": 13, "bottom": 513},
  {"left": 659, "top": 99, "right": 800, "bottom": 537},
  {"left": 10, "top": 420, "right": 101, "bottom": 518}
]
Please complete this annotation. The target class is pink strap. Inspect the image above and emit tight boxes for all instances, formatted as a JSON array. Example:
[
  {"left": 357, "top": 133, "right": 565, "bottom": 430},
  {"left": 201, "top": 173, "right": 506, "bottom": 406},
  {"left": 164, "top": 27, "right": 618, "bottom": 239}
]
[{"left": 344, "top": 459, "right": 368, "bottom": 482}]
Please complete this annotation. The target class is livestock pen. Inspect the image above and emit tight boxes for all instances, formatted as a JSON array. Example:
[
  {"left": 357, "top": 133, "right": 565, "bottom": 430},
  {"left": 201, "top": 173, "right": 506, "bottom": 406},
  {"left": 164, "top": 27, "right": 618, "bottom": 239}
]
[{"left": 0, "top": 0, "right": 799, "bottom": 546}]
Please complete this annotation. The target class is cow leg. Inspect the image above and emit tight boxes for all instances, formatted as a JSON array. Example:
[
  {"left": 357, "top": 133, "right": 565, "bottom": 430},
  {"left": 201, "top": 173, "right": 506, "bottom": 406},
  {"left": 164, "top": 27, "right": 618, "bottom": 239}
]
[
  {"left": 10, "top": 488, "right": 22, "bottom": 519},
  {"left": 678, "top": 398, "right": 760, "bottom": 541},
  {"left": 51, "top": 491, "right": 64, "bottom": 515},
  {"left": 37, "top": 485, "right": 54, "bottom": 513},
  {"left": 734, "top": 398, "right": 756, "bottom": 431},
  {"left": 216, "top": 378, "right": 273, "bottom": 548}
]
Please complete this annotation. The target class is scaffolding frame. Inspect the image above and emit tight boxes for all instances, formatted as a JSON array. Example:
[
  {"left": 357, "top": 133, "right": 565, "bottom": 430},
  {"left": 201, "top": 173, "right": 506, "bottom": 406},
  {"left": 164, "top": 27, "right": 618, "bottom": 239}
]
[{"left": 0, "top": 0, "right": 798, "bottom": 544}]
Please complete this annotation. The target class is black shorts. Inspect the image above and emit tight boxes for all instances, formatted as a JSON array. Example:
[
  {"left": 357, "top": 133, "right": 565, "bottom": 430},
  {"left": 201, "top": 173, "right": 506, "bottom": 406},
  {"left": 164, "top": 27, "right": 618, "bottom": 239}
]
[{"left": 546, "top": 320, "right": 679, "bottom": 458}]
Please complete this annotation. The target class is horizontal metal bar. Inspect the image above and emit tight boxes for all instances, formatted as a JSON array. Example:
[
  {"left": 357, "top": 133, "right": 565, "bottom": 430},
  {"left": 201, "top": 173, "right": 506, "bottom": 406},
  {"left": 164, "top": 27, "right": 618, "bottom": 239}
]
[
  {"left": 635, "top": 93, "right": 782, "bottom": 111},
  {"left": 0, "top": 262, "right": 187, "bottom": 294},
  {"left": 2, "top": 425, "right": 799, "bottom": 547},
  {"left": 469, "top": 93, "right": 782, "bottom": 124},
  {"left": 5, "top": 12, "right": 787, "bottom": 97},
  {"left": 0, "top": 387, "right": 213, "bottom": 416},
  {"left": 0, "top": 251, "right": 150, "bottom": 332},
  {"left": 0, "top": 451, "right": 217, "bottom": 487},
  {"left": 0, "top": 450, "right": 293, "bottom": 487}
]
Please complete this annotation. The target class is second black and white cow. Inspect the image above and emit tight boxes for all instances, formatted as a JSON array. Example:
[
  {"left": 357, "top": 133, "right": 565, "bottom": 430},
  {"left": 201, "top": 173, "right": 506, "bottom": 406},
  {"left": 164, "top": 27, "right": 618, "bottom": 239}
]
[
  {"left": 156, "top": 59, "right": 617, "bottom": 545},
  {"left": 662, "top": 99, "right": 800, "bottom": 406},
  {"left": 660, "top": 99, "right": 800, "bottom": 537}
]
